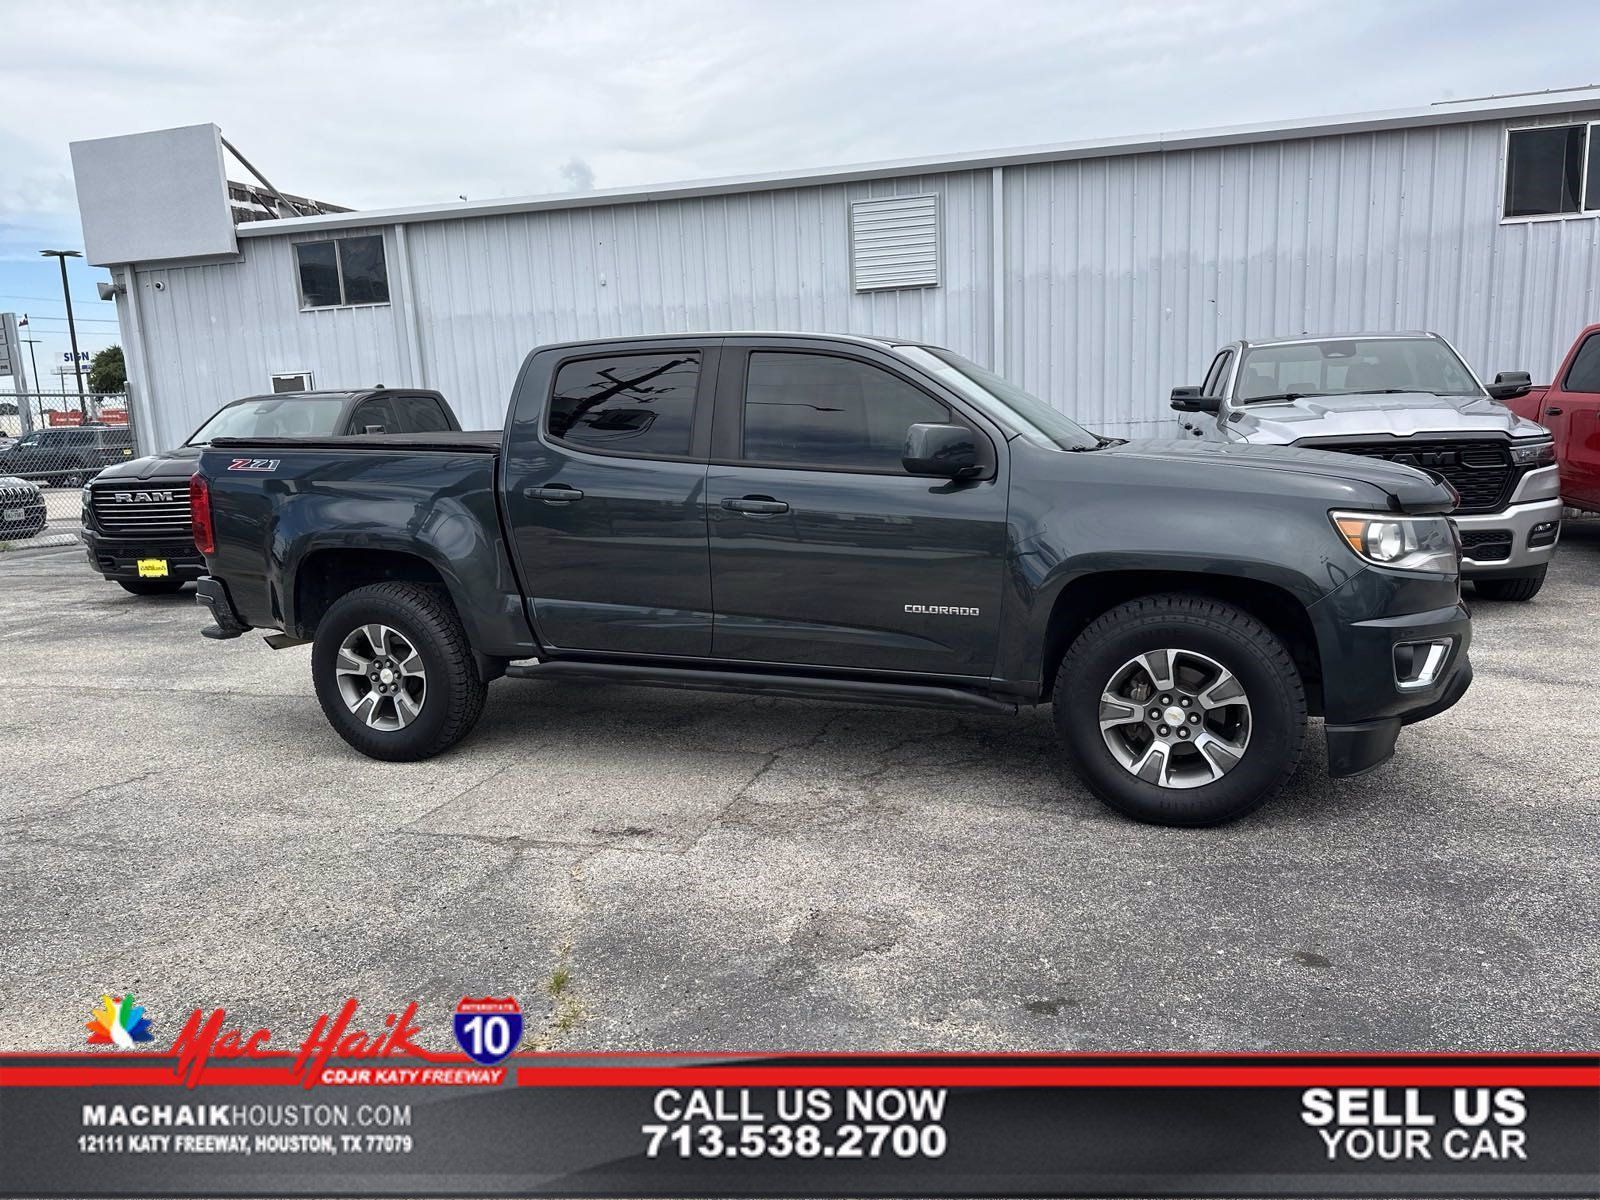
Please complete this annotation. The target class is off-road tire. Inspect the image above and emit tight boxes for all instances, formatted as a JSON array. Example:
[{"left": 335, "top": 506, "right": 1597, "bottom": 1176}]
[
  {"left": 118, "top": 579, "right": 185, "bottom": 595},
  {"left": 1473, "top": 567, "right": 1545, "bottom": 602},
  {"left": 311, "top": 582, "right": 487, "bottom": 761},
  {"left": 1053, "top": 593, "right": 1306, "bottom": 827}
]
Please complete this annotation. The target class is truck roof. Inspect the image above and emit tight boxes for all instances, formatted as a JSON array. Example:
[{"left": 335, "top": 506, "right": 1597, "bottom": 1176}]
[
  {"left": 1237, "top": 331, "right": 1439, "bottom": 348},
  {"left": 527, "top": 331, "right": 917, "bottom": 353}
]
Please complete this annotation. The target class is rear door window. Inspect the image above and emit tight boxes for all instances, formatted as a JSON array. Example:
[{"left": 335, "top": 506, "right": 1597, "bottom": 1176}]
[
  {"left": 349, "top": 396, "right": 397, "bottom": 434},
  {"left": 392, "top": 394, "right": 453, "bottom": 433},
  {"left": 547, "top": 352, "right": 701, "bottom": 457}
]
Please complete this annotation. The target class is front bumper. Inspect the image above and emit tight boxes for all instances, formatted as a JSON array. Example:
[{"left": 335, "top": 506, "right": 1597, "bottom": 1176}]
[
  {"left": 1454, "top": 466, "right": 1562, "bottom": 577},
  {"left": 1311, "top": 571, "right": 1473, "bottom": 779},
  {"left": 0, "top": 502, "right": 47, "bottom": 539},
  {"left": 81, "top": 528, "right": 207, "bottom": 582}
]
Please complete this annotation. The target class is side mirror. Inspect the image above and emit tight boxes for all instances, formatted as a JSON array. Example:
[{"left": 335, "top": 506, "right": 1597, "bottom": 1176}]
[
  {"left": 1486, "top": 371, "right": 1533, "bottom": 401},
  {"left": 1170, "top": 385, "right": 1219, "bottom": 414},
  {"left": 902, "top": 422, "right": 981, "bottom": 479}
]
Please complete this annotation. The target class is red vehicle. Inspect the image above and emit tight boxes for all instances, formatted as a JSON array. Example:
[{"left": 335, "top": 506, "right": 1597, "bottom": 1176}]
[{"left": 1505, "top": 324, "right": 1600, "bottom": 513}]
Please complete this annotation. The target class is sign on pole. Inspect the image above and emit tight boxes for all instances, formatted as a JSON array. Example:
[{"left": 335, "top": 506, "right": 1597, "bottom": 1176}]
[{"left": 0, "top": 312, "right": 36, "bottom": 435}]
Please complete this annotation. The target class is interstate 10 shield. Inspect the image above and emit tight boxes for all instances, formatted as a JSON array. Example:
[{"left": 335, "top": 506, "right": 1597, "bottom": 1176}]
[{"left": 453, "top": 996, "right": 523, "bottom": 1065}]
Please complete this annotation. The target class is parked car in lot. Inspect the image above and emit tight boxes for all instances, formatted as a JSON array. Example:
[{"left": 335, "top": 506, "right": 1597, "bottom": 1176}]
[
  {"left": 192, "top": 333, "right": 1472, "bottom": 828},
  {"left": 0, "top": 424, "right": 133, "bottom": 488},
  {"left": 1172, "top": 332, "right": 1561, "bottom": 601},
  {"left": 82, "top": 387, "right": 461, "bottom": 595},
  {"left": 0, "top": 475, "right": 47, "bottom": 540},
  {"left": 1502, "top": 323, "right": 1600, "bottom": 514}
]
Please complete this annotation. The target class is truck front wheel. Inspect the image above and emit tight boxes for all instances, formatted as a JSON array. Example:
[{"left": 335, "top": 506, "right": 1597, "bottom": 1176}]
[
  {"left": 1053, "top": 594, "right": 1306, "bottom": 826},
  {"left": 1472, "top": 566, "right": 1546, "bottom": 602},
  {"left": 311, "top": 582, "right": 488, "bottom": 761}
]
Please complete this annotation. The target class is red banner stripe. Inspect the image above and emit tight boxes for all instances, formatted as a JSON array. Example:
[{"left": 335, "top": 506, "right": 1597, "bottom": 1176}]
[{"left": 4, "top": 1064, "right": 1595, "bottom": 1088}]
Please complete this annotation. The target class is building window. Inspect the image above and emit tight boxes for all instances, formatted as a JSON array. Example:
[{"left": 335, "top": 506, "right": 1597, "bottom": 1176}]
[
  {"left": 270, "top": 371, "right": 314, "bottom": 393},
  {"left": 294, "top": 235, "right": 390, "bottom": 308},
  {"left": 850, "top": 194, "right": 940, "bottom": 291},
  {"left": 547, "top": 352, "right": 701, "bottom": 458},
  {"left": 1504, "top": 124, "right": 1600, "bottom": 219}
]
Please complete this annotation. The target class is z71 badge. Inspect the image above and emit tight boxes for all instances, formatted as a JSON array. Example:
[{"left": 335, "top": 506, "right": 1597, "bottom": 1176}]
[{"left": 227, "top": 457, "right": 280, "bottom": 472}]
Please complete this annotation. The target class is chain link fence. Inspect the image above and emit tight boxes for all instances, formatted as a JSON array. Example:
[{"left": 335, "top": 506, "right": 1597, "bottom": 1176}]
[{"left": 0, "top": 391, "right": 138, "bottom": 540}]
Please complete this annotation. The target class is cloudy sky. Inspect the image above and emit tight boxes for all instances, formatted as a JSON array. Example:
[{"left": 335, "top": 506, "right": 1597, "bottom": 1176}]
[{"left": 1, "top": 0, "right": 1594, "bottom": 379}]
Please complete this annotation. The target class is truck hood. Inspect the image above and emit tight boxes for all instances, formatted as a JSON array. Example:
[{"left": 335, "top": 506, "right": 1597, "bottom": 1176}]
[
  {"left": 1227, "top": 391, "right": 1547, "bottom": 442},
  {"left": 1102, "top": 438, "right": 1453, "bottom": 511},
  {"left": 89, "top": 443, "right": 202, "bottom": 484}
]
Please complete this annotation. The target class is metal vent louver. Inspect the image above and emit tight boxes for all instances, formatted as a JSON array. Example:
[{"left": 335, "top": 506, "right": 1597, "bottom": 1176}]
[{"left": 850, "top": 194, "right": 940, "bottom": 291}]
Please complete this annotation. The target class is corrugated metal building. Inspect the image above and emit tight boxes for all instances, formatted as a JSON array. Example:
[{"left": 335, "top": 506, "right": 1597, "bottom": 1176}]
[{"left": 73, "top": 87, "right": 1600, "bottom": 452}]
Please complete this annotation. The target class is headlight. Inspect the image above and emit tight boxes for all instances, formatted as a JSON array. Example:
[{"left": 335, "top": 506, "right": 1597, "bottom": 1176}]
[
  {"left": 1510, "top": 438, "right": 1555, "bottom": 468},
  {"left": 1331, "top": 511, "right": 1458, "bottom": 573}
]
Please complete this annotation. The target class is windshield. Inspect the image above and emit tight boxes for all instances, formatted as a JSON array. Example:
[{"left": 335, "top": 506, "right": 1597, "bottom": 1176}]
[
  {"left": 896, "top": 346, "right": 1099, "bottom": 450},
  {"left": 1236, "top": 338, "right": 1483, "bottom": 402},
  {"left": 187, "top": 396, "right": 347, "bottom": 444}
]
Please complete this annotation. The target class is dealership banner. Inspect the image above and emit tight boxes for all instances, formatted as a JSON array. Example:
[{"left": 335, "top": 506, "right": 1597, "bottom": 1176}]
[{"left": 2, "top": 1007, "right": 1596, "bottom": 1197}]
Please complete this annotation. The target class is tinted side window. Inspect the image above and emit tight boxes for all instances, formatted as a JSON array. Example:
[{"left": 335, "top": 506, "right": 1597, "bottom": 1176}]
[
  {"left": 295, "top": 242, "right": 341, "bottom": 307},
  {"left": 393, "top": 394, "right": 452, "bottom": 433},
  {"left": 1565, "top": 333, "right": 1600, "bottom": 394},
  {"left": 349, "top": 397, "right": 395, "bottom": 433},
  {"left": 548, "top": 353, "right": 700, "bottom": 457},
  {"left": 742, "top": 352, "right": 950, "bottom": 472}
]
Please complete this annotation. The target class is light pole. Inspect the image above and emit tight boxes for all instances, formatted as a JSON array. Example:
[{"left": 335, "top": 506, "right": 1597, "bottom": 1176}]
[
  {"left": 40, "top": 249, "right": 86, "bottom": 417},
  {"left": 21, "top": 337, "right": 42, "bottom": 431}
]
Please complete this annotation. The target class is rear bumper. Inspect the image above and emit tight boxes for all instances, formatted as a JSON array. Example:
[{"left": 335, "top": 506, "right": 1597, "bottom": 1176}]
[
  {"left": 81, "top": 529, "right": 206, "bottom": 582},
  {"left": 195, "top": 576, "right": 251, "bottom": 639}
]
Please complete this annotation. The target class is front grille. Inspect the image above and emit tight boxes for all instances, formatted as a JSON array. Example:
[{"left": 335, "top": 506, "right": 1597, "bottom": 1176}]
[
  {"left": 1305, "top": 439, "right": 1514, "bottom": 513},
  {"left": 90, "top": 486, "right": 193, "bottom": 538},
  {"left": 1459, "top": 529, "right": 1513, "bottom": 563}
]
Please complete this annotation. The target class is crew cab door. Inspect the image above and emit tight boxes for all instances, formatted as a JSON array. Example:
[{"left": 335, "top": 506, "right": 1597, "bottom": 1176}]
[
  {"left": 502, "top": 340, "right": 718, "bottom": 656},
  {"left": 704, "top": 340, "right": 1007, "bottom": 677},
  {"left": 1546, "top": 329, "right": 1600, "bottom": 510}
]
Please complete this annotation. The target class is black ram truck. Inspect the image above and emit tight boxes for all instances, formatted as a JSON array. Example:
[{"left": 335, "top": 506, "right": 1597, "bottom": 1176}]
[
  {"left": 83, "top": 387, "right": 459, "bottom": 594},
  {"left": 193, "top": 333, "right": 1472, "bottom": 826}
]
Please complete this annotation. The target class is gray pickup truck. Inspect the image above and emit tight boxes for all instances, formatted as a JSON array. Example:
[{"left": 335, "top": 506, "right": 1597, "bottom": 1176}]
[
  {"left": 1171, "top": 332, "right": 1561, "bottom": 600},
  {"left": 192, "top": 332, "right": 1473, "bottom": 827}
]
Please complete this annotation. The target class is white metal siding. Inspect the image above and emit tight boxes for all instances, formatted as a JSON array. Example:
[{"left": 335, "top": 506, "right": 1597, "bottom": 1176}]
[
  {"left": 125, "top": 110, "right": 1600, "bottom": 449},
  {"left": 850, "top": 194, "right": 939, "bottom": 291}
]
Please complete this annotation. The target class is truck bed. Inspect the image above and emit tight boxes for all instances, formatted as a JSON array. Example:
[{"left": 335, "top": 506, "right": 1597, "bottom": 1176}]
[{"left": 207, "top": 430, "right": 502, "bottom": 453}]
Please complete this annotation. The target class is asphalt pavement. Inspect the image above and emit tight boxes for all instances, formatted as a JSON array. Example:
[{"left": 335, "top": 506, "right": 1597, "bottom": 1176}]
[{"left": 2, "top": 528, "right": 1596, "bottom": 1053}]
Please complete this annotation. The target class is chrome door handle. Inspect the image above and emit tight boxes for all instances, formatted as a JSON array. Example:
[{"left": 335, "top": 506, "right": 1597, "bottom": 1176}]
[
  {"left": 525, "top": 485, "right": 585, "bottom": 502},
  {"left": 721, "top": 496, "right": 789, "bottom": 515}
]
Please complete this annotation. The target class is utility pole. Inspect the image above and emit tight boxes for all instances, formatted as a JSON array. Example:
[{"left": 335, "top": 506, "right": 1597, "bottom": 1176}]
[
  {"left": 40, "top": 249, "right": 86, "bottom": 417},
  {"left": 21, "top": 338, "right": 43, "bottom": 433}
]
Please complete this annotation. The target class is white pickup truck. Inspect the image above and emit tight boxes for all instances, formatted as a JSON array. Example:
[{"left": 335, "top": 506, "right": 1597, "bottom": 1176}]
[{"left": 1171, "top": 331, "right": 1562, "bottom": 601}]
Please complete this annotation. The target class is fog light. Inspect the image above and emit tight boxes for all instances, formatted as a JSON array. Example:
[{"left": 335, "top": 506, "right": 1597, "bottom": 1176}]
[
  {"left": 1528, "top": 520, "right": 1560, "bottom": 548},
  {"left": 1394, "top": 638, "right": 1452, "bottom": 691}
]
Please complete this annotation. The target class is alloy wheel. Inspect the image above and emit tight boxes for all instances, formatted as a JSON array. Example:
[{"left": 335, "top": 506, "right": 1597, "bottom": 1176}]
[
  {"left": 1096, "top": 648, "right": 1252, "bottom": 789},
  {"left": 334, "top": 623, "right": 427, "bottom": 731}
]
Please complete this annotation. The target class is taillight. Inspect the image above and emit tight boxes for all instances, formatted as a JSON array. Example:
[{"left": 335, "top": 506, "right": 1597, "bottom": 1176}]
[{"left": 190, "top": 473, "right": 215, "bottom": 555}]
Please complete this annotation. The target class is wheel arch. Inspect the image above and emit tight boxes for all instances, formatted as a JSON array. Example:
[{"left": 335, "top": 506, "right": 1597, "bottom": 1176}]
[{"left": 1038, "top": 569, "right": 1323, "bottom": 716}]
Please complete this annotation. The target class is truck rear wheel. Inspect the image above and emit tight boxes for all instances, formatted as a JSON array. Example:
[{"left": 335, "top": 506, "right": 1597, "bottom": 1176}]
[
  {"left": 1473, "top": 567, "right": 1545, "bottom": 602},
  {"left": 311, "top": 582, "right": 487, "bottom": 761},
  {"left": 1053, "top": 594, "right": 1306, "bottom": 826}
]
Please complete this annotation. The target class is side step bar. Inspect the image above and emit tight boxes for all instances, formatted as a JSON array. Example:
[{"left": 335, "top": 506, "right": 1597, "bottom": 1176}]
[{"left": 504, "top": 659, "right": 1018, "bottom": 715}]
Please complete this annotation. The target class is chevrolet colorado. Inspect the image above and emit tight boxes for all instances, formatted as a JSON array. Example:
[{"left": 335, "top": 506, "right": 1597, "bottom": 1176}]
[
  {"left": 1172, "top": 332, "right": 1560, "bottom": 601},
  {"left": 82, "top": 387, "right": 459, "bottom": 594},
  {"left": 192, "top": 333, "right": 1472, "bottom": 827}
]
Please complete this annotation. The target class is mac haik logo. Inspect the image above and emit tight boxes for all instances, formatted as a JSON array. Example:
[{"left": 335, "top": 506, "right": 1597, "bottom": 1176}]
[
  {"left": 169, "top": 998, "right": 424, "bottom": 1088},
  {"left": 86, "top": 993, "right": 155, "bottom": 1047},
  {"left": 453, "top": 996, "right": 522, "bottom": 1066}
]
